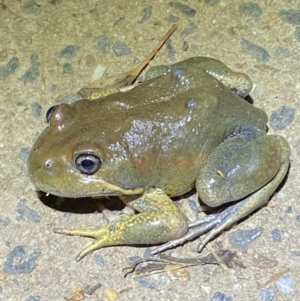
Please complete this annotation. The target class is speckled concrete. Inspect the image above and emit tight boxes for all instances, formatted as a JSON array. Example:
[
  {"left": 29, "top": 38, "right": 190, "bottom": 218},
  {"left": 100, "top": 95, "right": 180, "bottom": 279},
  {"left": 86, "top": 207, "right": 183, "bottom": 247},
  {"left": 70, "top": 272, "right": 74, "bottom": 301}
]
[{"left": 1, "top": 1, "right": 300, "bottom": 300}]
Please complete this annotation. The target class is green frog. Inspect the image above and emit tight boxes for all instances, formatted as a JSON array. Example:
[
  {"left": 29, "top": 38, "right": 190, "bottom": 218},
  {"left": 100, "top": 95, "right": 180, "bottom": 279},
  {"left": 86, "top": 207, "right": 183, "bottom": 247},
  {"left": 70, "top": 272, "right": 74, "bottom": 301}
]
[{"left": 27, "top": 57, "right": 290, "bottom": 261}]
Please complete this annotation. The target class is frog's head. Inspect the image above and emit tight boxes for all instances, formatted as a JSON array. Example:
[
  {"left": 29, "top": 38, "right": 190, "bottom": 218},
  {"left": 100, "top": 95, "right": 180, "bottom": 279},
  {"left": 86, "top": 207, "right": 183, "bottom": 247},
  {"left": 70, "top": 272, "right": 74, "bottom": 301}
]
[{"left": 27, "top": 102, "right": 144, "bottom": 198}]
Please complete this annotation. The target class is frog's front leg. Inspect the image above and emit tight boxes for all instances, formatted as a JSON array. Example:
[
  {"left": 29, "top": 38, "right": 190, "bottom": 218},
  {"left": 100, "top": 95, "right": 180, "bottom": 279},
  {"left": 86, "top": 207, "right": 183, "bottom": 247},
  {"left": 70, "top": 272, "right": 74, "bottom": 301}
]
[
  {"left": 55, "top": 189, "right": 188, "bottom": 260},
  {"left": 151, "top": 134, "right": 290, "bottom": 255}
]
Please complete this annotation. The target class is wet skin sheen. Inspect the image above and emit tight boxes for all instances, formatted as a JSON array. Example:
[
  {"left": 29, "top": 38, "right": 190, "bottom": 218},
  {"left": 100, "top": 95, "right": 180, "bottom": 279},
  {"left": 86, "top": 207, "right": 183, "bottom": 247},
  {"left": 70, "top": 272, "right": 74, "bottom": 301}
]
[{"left": 28, "top": 57, "right": 290, "bottom": 260}]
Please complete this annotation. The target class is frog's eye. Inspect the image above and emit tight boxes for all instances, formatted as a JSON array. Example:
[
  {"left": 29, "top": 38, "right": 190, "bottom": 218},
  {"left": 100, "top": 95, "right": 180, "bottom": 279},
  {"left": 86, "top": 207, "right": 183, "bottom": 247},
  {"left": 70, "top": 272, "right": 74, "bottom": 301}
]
[
  {"left": 46, "top": 105, "right": 58, "bottom": 123},
  {"left": 75, "top": 153, "right": 102, "bottom": 175}
]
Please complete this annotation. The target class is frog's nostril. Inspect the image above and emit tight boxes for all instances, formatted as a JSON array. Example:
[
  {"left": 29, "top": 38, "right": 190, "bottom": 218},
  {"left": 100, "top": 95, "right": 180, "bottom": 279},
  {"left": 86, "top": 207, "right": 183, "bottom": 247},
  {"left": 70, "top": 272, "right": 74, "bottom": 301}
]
[{"left": 45, "top": 159, "right": 53, "bottom": 168}]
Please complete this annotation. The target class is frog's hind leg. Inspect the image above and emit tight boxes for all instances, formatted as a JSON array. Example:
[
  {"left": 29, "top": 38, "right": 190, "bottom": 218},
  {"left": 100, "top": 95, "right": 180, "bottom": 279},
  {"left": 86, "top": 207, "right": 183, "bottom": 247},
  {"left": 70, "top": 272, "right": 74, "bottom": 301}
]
[
  {"left": 150, "top": 134, "right": 290, "bottom": 255},
  {"left": 55, "top": 189, "right": 188, "bottom": 261}
]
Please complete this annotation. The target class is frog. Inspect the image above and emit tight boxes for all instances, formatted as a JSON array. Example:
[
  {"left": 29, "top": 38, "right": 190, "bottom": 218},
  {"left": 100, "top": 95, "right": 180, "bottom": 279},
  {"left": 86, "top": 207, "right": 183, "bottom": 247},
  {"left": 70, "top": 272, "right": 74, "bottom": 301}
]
[{"left": 27, "top": 57, "right": 290, "bottom": 261}]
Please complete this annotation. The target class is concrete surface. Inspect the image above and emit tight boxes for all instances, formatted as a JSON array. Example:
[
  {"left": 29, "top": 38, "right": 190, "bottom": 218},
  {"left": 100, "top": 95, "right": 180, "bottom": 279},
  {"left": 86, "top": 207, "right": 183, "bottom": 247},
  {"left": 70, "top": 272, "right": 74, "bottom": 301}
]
[{"left": 1, "top": 1, "right": 300, "bottom": 300}]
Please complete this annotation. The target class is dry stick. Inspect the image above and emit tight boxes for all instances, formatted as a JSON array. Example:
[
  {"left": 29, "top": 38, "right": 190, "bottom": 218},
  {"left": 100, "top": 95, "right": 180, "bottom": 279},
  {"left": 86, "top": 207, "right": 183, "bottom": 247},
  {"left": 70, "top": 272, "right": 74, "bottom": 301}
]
[{"left": 83, "top": 24, "right": 178, "bottom": 90}]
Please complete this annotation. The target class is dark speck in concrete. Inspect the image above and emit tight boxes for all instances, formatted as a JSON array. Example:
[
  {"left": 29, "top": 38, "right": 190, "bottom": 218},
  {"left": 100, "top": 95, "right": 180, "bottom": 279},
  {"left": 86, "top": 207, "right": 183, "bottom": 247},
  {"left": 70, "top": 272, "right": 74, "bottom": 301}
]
[
  {"left": 169, "top": 2, "right": 196, "bottom": 17},
  {"left": 210, "top": 292, "right": 232, "bottom": 301},
  {"left": 89, "top": 8, "right": 100, "bottom": 19},
  {"left": 275, "top": 47, "right": 290, "bottom": 59},
  {"left": 181, "top": 22, "right": 197, "bottom": 38},
  {"left": 16, "top": 198, "right": 41, "bottom": 223},
  {"left": 228, "top": 228, "right": 262, "bottom": 251},
  {"left": 139, "top": 6, "right": 152, "bottom": 23},
  {"left": 239, "top": 2, "right": 262, "bottom": 18},
  {"left": 278, "top": 10, "right": 300, "bottom": 25},
  {"left": 166, "top": 38, "right": 175, "bottom": 59},
  {"left": 4, "top": 245, "right": 41, "bottom": 274},
  {"left": 22, "top": 0, "right": 41, "bottom": 15},
  {"left": 19, "top": 147, "right": 31, "bottom": 162},
  {"left": 62, "top": 62, "right": 73, "bottom": 74},
  {"left": 295, "top": 26, "right": 300, "bottom": 42},
  {"left": 112, "top": 42, "right": 132, "bottom": 56},
  {"left": 48, "top": 0, "right": 62, "bottom": 5},
  {"left": 205, "top": 0, "right": 219, "bottom": 5},
  {"left": 0, "top": 57, "right": 20, "bottom": 80},
  {"left": 296, "top": 215, "right": 300, "bottom": 222},
  {"left": 25, "top": 297, "right": 41, "bottom": 301},
  {"left": 58, "top": 45, "right": 80, "bottom": 58},
  {"left": 241, "top": 39, "right": 270, "bottom": 62},
  {"left": 0, "top": 217, "right": 11, "bottom": 227},
  {"left": 136, "top": 277, "right": 157, "bottom": 290},
  {"left": 114, "top": 16, "right": 125, "bottom": 26},
  {"left": 272, "top": 229, "right": 282, "bottom": 242},
  {"left": 31, "top": 101, "right": 42, "bottom": 118},
  {"left": 168, "top": 14, "right": 179, "bottom": 22},
  {"left": 270, "top": 106, "right": 295, "bottom": 130},
  {"left": 285, "top": 206, "right": 292, "bottom": 213},
  {"left": 95, "top": 35, "right": 110, "bottom": 53},
  {"left": 94, "top": 254, "right": 105, "bottom": 266},
  {"left": 20, "top": 54, "right": 40, "bottom": 84},
  {"left": 261, "top": 288, "right": 275, "bottom": 301},
  {"left": 291, "top": 250, "right": 300, "bottom": 256}
]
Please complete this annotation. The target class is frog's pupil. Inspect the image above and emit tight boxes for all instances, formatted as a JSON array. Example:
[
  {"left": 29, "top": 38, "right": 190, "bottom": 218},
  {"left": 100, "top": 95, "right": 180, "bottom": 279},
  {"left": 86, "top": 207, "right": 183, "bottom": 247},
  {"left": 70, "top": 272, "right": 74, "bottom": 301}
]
[{"left": 82, "top": 159, "right": 94, "bottom": 170}]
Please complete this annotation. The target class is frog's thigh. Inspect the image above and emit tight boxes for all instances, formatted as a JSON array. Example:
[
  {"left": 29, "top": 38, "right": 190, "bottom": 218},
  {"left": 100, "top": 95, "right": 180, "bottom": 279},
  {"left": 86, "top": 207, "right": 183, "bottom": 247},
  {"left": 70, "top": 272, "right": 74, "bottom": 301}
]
[
  {"left": 183, "top": 57, "right": 253, "bottom": 97},
  {"left": 196, "top": 135, "right": 290, "bottom": 208},
  {"left": 56, "top": 189, "right": 188, "bottom": 260}
]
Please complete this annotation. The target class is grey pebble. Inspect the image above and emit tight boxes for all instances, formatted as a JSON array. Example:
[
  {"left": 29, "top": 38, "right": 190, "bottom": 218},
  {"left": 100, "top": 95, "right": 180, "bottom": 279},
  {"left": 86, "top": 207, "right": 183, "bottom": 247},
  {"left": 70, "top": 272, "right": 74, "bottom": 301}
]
[
  {"left": 278, "top": 10, "right": 300, "bottom": 25},
  {"left": 188, "top": 199, "right": 198, "bottom": 216},
  {"left": 210, "top": 292, "right": 232, "bottom": 301},
  {"left": 291, "top": 250, "right": 300, "bottom": 256},
  {"left": 94, "top": 254, "right": 105, "bottom": 266},
  {"left": 128, "top": 255, "right": 142, "bottom": 264},
  {"left": 295, "top": 26, "right": 300, "bottom": 42},
  {"left": 31, "top": 101, "right": 42, "bottom": 118},
  {"left": 4, "top": 246, "right": 41, "bottom": 274},
  {"left": 22, "top": 0, "right": 41, "bottom": 15},
  {"left": 169, "top": 2, "right": 196, "bottom": 17},
  {"left": 25, "top": 297, "right": 41, "bottom": 301},
  {"left": 48, "top": 0, "right": 62, "bottom": 4},
  {"left": 285, "top": 206, "right": 292, "bottom": 213},
  {"left": 228, "top": 228, "right": 262, "bottom": 251},
  {"left": 0, "top": 57, "right": 20, "bottom": 80},
  {"left": 136, "top": 277, "right": 157, "bottom": 290},
  {"left": 296, "top": 215, "right": 300, "bottom": 222},
  {"left": 95, "top": 35, "right": 110, "bottom": 53},
  {"left": 168, "top": 14, "right": 179, "bottom": 22},
  {"left": 270, "top": 106, "right": 295, "bottom": 131},
  {"left": 114, "top": 16, "right": 125, "bottom": 26},
  {"left": 20, "top": 54, "right": 40, "bottom": 84},
  {"left": 181, "top": 22, "right": 197, "bottom": 38},
  {"left": 89, "top": 8, "right": 100, "bottom": 19},
  {"left": 275, "top": 46, "right": 290, "bottom": 59},
  {"left": 58, "top": 45, "right": 80, "bottom": 58},
  {"left": 0, "top": 217, "right": 11, "bottom": 227},
  {"left": 241, "top": 39, "right": 270, "bottom": 62},
  {"left": 261, "top": 288, "right": 275, "bottom": 301},
  {"left": 62, "top": 62, "right": 73, "bottom": 74},
  {"left": 16, "top": 198, "right": 41, "bottom": 223},
  {"left": 205, "top": 0, "right": 219, "bottom": 5},
  {"left": 139, "top": 6, "right": 152, "bottom": 23},
  {"left": 165, "top": 38, "right": 175, "bottom": 58},
  {"left": 19, "top": 147, "right": 31, "bottom": 162},
  {"left": 276, "top": 275, "right": 295, "bottom": 294},
  {"left": 271, "top": 229, "right": 282, "bottom": 242},
  {"left": 112, "top": 42, "right": 132, "bottom": 56},
  {"left": 239, "top": 2, "right": 262, "bottom": 18}
]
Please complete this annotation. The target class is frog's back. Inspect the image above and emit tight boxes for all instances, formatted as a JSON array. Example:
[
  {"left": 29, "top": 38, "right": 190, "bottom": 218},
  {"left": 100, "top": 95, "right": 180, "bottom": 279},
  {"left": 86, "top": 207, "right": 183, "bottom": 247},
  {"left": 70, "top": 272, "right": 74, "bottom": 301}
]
[{"left": 69, "top": 66, "right": 267, "bottom": 196}]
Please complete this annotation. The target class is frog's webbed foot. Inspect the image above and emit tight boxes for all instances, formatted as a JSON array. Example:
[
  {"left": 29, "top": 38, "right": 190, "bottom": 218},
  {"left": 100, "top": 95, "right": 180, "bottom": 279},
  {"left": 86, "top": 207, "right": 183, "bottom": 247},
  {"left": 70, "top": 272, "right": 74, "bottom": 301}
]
[
  {"left": 55, "top": 189, "right": 188, "bottom": 261},
  {"left": 151, "top": 135, "right": 290, "bottom": 255}
]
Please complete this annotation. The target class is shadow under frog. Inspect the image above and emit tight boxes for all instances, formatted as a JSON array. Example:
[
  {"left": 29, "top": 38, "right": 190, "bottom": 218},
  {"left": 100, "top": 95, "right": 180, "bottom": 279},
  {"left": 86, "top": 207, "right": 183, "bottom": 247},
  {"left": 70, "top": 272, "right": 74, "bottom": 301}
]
[{"left": 27, "top": 57, "right": 290, "bottom": 261}]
